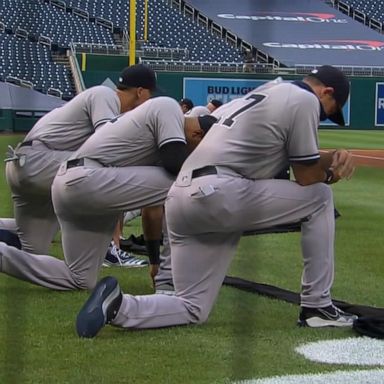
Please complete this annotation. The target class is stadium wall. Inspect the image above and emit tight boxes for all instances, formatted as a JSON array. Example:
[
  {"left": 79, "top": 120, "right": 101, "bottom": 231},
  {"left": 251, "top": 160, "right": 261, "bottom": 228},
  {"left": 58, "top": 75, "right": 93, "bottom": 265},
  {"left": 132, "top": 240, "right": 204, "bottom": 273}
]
[
  {"left": 76, "top": 54, "right": 383, "bottom": 130},
  {"left": 0, "top": 110, "right": 13, "bottom": 132},
  {"left": 1, "top": 54, "right": 383, "bottom": 132},
  {"left": 0, "top": 83, "right": 67, "bottom": 132},
  {"left": 0, "top": 111, "right": 49, "bottom": 133}
]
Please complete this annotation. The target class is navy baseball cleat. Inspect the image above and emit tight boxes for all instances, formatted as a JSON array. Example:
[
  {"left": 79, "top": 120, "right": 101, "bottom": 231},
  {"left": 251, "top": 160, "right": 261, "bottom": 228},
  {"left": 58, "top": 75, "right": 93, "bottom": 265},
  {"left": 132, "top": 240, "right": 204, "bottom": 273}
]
[
  {"left": 103, "top": 243, "right": 148, "bottom": 268},
  {"left": 0, "top": 229, "right": 22, "bottom": 249},
  {"left": 76, "top": 276, "right": 123, "bottom": 338},
  {"left": 298, "top": 304, "right": 358, "bottom": 328}
]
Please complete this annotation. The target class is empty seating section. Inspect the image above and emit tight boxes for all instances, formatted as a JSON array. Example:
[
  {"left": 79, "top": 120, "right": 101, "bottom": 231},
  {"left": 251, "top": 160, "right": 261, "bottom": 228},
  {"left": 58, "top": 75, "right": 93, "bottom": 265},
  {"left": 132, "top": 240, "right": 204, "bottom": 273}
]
[
  {"left": 60, "top": 0, "right": 243, "bottom": 62},
  {"left": 340, "top": 0, "right": 384, "bottom": 23},
  {"left": 0, "top": 0, "right": 117, "bottom": 99},
  {"left": 0, "top": 0, "right": 245, "bottom": 101},
  {"left": 0, "top": 34, "right": 73, "bottom": 99},
  {"left": 64, "top": 0, "right": 129, "bottom": 30},
  {"left": 9, "top": 0, "right": 242, "bottom": 62},
  {"left": 0, "top": 0, "right": 114, "bottom": 46},
  {"left": 145, "top": 1, "right": 243, "bottom": 62}
]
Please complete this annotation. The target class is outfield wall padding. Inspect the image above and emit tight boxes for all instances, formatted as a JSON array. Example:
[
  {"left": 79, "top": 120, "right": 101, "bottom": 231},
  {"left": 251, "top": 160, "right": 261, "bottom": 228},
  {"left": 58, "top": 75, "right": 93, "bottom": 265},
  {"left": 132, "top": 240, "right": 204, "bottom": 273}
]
[{"left": 76, "top": 54, "right": 384, "bottom": 130}]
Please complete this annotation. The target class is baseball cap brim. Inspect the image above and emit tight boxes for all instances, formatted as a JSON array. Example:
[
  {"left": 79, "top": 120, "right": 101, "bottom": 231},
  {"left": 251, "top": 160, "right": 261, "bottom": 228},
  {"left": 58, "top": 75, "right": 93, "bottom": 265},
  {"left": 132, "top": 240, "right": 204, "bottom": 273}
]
[
  {"left": 308, "top": 65, "right": 349, "bottom": 126},
  {"left": 328, "top": 108, "right": 345, "bottom": 126},
  {"left": 151, "top": 85, "right": 165, "bottom": 95},
  {"left": 117, "top": 82, "right": 162, "bottom": 93}
]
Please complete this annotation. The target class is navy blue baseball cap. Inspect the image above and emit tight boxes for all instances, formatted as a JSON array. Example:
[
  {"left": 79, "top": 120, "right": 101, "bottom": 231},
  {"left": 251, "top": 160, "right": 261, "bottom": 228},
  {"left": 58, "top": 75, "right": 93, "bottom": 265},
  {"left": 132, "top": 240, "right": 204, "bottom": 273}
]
[
  {"left": 179, "top": 98, "right": 194, "bottom": 110},
  {"left": 308, "top": 65, "right": 349, "bottom": 126},
  {"left": 198, "top": 115, "right": 217, "bottom": 134},
  {"left": 209, "top": 99, "right": 223, "bottom": 108},
  {"left": 117, "top": 64, "right": 159, "bottom": 91}
]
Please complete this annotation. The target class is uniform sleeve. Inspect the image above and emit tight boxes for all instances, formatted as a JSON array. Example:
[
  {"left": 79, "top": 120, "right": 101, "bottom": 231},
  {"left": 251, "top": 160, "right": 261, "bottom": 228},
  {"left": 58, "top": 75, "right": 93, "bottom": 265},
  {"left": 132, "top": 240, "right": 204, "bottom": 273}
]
[
  {"left": 87, "top": 87, "right": 121, "bottom": 130},
  {"left": 287, "top": 92, "right": 320, "bottom": 164},
  {"left": 150, "top": 98, "right": 186, "bottom": 147}
]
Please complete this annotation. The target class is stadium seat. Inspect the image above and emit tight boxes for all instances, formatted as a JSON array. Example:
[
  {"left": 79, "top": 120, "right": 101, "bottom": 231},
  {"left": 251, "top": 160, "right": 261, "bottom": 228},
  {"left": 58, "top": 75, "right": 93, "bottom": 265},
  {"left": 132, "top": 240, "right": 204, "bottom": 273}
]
[
  {"left": 0, "top": 0, "right": 250, "bottom": 101},
  {"left": 0, "top": 33, "right": 74, "bottom": 99},
  {"left": 52, "top": 0, "right": 243, "bottom": 62},
  {"left": 339, "top": 0, "right": 384, "bottom": 23}
]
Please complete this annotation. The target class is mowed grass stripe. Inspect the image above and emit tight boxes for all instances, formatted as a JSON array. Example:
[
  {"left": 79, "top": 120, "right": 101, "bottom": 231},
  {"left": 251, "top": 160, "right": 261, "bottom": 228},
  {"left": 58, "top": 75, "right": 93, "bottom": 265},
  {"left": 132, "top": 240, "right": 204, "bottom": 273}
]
[{"left": 319, "top": 129, "right": 384, "bottom": 149}]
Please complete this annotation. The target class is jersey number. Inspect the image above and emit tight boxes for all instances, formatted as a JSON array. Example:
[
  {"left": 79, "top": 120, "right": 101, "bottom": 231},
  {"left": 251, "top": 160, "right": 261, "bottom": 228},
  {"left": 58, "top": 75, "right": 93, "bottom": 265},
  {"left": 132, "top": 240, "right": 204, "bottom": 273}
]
[{"left": 222, "top": 94, "right": 266, "bottom": 127}]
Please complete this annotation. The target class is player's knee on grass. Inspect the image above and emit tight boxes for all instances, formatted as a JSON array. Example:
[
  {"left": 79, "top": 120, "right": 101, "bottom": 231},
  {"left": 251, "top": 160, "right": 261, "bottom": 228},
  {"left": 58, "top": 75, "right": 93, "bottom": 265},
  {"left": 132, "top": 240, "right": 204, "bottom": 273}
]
[
  {"left": 185, "top": 301, "right": 211, "bottom": 324},
  {"left": 71, "top": 272, "right": 98, "bottom": 290}
]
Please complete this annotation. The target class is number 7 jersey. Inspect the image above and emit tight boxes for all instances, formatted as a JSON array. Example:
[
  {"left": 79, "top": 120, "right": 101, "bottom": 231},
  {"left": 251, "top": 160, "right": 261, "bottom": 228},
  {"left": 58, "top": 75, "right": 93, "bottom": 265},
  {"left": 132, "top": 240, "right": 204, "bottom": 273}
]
[{"left": 181, "top": 78, "right": 322, "bottom": 180}]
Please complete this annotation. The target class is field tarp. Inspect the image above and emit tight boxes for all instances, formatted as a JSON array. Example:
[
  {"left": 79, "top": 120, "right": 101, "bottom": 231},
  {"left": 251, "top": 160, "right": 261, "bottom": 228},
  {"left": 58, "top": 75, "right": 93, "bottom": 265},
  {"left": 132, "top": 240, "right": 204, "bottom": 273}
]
[
  {"left": 186, "top": 0, "right": 384, "bottom": 66},
  {"left": 0, "top": 82, "right": 66, "bottom": 111}
]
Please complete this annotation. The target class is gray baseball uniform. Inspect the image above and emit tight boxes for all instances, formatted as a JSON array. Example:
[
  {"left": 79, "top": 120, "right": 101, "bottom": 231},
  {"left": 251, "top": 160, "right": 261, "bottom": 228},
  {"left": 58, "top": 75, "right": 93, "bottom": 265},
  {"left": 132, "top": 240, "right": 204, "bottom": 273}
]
[
  {"left": 103, "top": 79, "right": 338, "bottom": 329},
  {"left": 186, "top": 106, "right": 211, "bottom": 117},
  {"left": 4, "top": 86, "right": 120, "bottom": 253},
  {"left": 153, "top": 216, "right": 172, "bottom": 289},
  {"left": 0, "top": 97, "right": 186, "bottom": 290}
]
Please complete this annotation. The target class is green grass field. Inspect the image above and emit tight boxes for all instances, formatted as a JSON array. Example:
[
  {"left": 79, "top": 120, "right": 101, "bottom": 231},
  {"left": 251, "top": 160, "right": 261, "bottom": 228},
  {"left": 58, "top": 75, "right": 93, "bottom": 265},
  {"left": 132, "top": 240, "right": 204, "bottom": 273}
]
[
  {"left": 0, "top": 131, "right": 383, "bottom": 383},
  {"left": 319, "top": 129, "right": 384, "bottom": 149}
]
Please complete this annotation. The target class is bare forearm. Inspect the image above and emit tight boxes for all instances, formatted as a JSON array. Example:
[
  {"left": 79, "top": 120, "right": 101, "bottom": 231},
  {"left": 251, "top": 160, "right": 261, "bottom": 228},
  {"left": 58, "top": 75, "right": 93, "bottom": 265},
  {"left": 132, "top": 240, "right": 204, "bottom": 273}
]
[
  {"left": 319, "top": 150, "right": 335, "bottom": 170},
  {"left": 141, "top": 206, "right": 163, "bottom": 241},
  {"left": 141, "top": 205, "right": 163, "bottom": 267},
  {"left": 292, "top": 149, "right": 355, "bottom": 186}
]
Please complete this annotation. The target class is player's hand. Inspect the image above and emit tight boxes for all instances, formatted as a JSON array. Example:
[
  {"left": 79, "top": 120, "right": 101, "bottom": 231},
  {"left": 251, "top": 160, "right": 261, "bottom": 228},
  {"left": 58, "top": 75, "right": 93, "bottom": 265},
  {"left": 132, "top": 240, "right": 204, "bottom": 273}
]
[
  {"left": 149, "top": 264, "right": 159, "bottom": 287},
  {"left": 330, "top": 149, "right": 355, "bottom": 180}
]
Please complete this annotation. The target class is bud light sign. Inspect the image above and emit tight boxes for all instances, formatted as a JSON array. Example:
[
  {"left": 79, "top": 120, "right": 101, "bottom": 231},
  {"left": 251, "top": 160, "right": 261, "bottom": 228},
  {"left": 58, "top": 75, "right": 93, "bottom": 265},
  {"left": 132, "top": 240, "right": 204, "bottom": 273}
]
[
  {"left": 183, "top": 77, "right": 349, "bottom": 126},
  {"left": 183, "top": 77, "right": 265, "bottom": 105}
]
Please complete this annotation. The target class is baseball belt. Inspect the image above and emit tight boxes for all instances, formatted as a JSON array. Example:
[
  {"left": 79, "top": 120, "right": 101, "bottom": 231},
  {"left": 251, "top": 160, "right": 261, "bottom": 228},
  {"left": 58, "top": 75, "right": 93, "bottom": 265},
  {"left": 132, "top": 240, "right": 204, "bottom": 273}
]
[
  {"left": 66, "top": 158, "right": 104, "bottom": 169},
  {"left": 191, "top": 166, "right": 217, "bottom": 178},
  {"left": 19, "top": 140, "right": 34, "bottom": 148}
]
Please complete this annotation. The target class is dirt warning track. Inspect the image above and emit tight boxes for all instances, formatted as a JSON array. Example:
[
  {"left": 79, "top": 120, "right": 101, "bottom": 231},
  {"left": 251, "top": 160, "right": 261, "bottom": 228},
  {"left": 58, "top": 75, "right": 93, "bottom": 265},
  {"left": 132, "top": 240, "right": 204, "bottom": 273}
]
[{"left": 349, "top": 150, "right": 384, "bottom": 169}]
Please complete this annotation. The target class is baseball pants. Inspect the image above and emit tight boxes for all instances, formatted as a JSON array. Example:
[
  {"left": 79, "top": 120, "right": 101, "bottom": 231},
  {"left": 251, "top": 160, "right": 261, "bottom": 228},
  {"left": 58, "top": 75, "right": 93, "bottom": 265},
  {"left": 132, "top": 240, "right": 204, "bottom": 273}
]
[
  {"left": 0, "top": 161, "right": 174, "bottom": 290},
  {"left": 154, "top": 216, "right": 173, "bottom": 288},
  {"left": 111, "top": 168, "right": 335, "bottom": 329},
  {"left": 5, "top": 141, "right": 72, "bottom": 254}
]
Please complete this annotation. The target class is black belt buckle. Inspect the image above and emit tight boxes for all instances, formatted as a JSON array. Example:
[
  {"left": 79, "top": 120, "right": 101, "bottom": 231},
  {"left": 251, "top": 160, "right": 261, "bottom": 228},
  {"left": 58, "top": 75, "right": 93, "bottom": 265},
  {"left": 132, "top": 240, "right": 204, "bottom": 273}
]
[
  {"left": 191, "top": 166, "right": 217, "bottom": 179},
  {"left": 67, "top": 158, "right": 84, "bottom": 169},
  {"left": 19, "top": 141, "right": 33, "bottom": 148}
]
